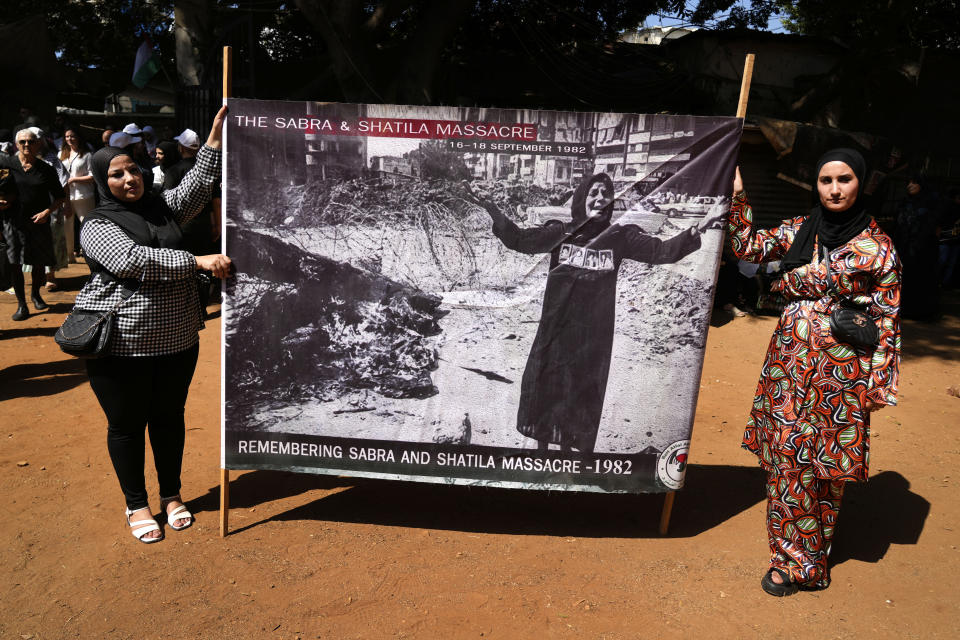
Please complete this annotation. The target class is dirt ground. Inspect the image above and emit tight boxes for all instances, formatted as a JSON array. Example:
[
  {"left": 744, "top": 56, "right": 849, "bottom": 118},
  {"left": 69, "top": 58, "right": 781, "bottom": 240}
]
[{"left": 2, "top": 259, "right": 959, "bottom": 640}]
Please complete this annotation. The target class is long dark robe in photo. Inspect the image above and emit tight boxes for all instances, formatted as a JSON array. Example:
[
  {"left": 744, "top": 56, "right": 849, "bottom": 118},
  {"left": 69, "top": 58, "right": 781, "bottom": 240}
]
[{"left": 491, "top": 174, "right": 702, "bottom": 452}]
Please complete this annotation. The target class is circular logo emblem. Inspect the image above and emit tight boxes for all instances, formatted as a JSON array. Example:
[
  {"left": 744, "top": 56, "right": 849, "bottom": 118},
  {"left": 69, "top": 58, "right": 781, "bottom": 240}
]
[{"left": 657, "top": 440, "right": 690, "bottom": 490}]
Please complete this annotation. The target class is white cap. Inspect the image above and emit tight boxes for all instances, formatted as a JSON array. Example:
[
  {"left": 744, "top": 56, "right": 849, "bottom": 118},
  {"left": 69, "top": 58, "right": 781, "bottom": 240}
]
[
  {"left": 109, "top": 131, "right": 141, "bottom": 148},
  {"left": 174, "top": 128, "right": 200, "bottom": 150},
  {"left": 122, "top": 123, "right": 142, "bottom": 135}
]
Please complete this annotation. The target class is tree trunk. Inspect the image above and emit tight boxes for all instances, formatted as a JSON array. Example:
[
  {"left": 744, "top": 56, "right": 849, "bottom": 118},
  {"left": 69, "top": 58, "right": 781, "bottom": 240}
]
[
  {"left": 294, "top": 0, "right": 472, "bottom": 103},
  {"left": 175, "top": 0, "right": 215, "bottom": 86}
]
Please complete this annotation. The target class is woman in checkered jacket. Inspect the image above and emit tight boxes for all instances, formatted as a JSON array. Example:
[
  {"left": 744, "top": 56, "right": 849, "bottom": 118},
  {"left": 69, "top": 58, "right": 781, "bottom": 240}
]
[{"left": 78, "top": 106, "right": 231, "bottom": 544}]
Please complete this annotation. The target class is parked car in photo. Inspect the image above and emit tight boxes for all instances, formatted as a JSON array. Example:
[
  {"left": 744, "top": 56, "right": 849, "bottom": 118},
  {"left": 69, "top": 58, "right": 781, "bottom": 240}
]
[{"left": 523, "top": 197, "right": 666, "bottom": 234}]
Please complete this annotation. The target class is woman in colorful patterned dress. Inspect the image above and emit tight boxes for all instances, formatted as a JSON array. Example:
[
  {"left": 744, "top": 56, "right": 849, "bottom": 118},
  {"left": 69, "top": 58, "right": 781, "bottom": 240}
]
[{"left": 727, "top": 149, "right": 901, "bottom": 596}]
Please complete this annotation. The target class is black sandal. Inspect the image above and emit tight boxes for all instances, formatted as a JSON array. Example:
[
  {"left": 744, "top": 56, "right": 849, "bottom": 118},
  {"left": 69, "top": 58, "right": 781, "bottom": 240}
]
[{"left": 761, "top": 567, "right": 800, "bottom": 597}]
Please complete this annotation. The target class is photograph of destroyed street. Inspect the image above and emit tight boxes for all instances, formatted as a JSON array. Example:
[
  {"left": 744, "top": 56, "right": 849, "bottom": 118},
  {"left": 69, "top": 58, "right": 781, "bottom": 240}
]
[{"left": 224, "top": 100, "right": 741, "bottom": 464}]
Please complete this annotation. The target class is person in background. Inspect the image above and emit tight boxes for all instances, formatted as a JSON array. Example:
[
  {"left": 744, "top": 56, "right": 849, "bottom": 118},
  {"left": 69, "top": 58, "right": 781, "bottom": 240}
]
[
  {"left": 36, "top": 130, "right": 70, "bottom": 289},
  {"left": 895, "top": 175, "right": 940, "bottom": 320},
  {"left": 937, "top": 188, "right": 960, "bottom": 289},
  {"left": 78, "top": 106, "right": 230, "bottom": 544},
  {"left": 727, "top": 150, "right": 900, "bottom": 596},
  {"left": 117, "top": 125, "right": 154, "bottom": 177},
  {"left": 163, "top": 128, "right": 200, "bottom": 191},
  {"left": 1, "top": 169, "right": 23, "bottom": 305},
  {"left": 163, "top": 129, "right": 219, "bottom": 312},
  {"left": 0, "top": 129, "right": 14, "bottom": 156},
  {"left": 12, "top": 106, "right": 40, "bottom": 136},
  {"left": 101, "top": 129, "right": 115, "bottom": 147},
  {"left": 152, "top": 140, "right": 180, "bottom": 194},
  {"left": 141, "top": 125, "right": 158, "bottom": 159},
  {"left": 50, "top": 113, "right": 69, "bottom": 150},
  {"left": 60, "top": 128, "right": 95, "bottom": 260},
  {"left": 0, "top": 128, "right": 66, "bottom": 318}
]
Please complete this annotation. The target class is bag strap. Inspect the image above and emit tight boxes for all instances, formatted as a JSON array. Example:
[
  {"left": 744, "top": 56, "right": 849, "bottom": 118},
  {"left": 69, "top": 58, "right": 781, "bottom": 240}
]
[
  {"left": 820, "top": 243, "right": 839, "bottom": 296},
  {"left": 820, "top": 241, "right": 868, "bottom": 310}
]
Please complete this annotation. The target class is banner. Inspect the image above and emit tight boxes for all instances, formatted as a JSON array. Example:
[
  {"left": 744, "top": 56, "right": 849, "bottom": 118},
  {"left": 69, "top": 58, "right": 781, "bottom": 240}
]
[{"left": 223, "top": 99, "right": 742, "bottom": 493}]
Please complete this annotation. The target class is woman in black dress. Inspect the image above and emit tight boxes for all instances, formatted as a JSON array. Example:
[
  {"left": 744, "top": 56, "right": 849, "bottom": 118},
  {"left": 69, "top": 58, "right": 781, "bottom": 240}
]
[
  {"left": 0, "top": 128, "right": 66, "bottom": 320},
  {"left": 467, "top": 174, "right": 723, "bottom": 452}
]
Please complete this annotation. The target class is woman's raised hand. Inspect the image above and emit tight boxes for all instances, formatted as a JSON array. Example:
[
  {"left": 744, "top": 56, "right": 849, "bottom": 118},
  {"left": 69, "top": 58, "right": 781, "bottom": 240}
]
[
  {"left": 205, "top": 105, "right": 229, "bottom": 149},
  {"left": 460, "top": 181, "right": 506, "bottom": 225},
  {"left": 196, "top": 253, "right": 232, "bottom": 279},
  {"left": 696, "top": 202, "right": 727, "bottom": 233}
]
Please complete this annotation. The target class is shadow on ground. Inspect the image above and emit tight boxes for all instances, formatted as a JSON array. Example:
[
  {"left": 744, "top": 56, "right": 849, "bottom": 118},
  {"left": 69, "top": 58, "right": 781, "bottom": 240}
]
[
  {"left": 831, "top": 470, "right": 930, "bottom": 567},
  {"left": 0, "top": 326, "right": 59, "bottom": 339},
  {"left": 896, "top": 288, "right": 959, "bottom": 362},
  {"left": 0, "top": 357, "right": 87, "bottom": 400},
  {"left": 53, "top": 272, "right": 90, "bottom": 292},
  {"left": 197, "top": 463, "right": 773, "bottom": 539}
]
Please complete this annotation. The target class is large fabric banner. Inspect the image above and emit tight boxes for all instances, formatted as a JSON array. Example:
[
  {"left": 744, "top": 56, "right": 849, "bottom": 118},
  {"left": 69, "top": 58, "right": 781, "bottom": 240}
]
[{"left": 223, "top": 99, "right": 741, "bottom": 493}]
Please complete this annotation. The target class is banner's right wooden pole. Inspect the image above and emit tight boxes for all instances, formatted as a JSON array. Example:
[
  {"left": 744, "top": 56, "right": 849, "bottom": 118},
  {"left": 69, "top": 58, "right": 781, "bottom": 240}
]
[
  {"left": 658, "top": 492, "right": 675, "bottom": 536},
  {"left": 659, "top": 53, "right": 755, "bottom": 538},
  {"left": 737, "top": 53, "right": 756, "bottom": 118},
  {"left": 219, "top": 44, "right": 233, "bottom": 539}
]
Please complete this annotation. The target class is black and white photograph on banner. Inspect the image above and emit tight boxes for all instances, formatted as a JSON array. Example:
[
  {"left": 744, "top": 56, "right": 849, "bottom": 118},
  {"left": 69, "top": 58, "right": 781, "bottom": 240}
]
[{"left": 223, "top": 98, "right": 742, "bottom": 492}]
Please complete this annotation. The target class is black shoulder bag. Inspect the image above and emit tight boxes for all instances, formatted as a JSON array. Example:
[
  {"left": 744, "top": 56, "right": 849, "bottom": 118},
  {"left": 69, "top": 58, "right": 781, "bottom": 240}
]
[
  {"left": 55, "top": 278, "right": 139, "bottom": 358},
  {"left": 822, "top": 245, "right": 879, "bottom": 351}
]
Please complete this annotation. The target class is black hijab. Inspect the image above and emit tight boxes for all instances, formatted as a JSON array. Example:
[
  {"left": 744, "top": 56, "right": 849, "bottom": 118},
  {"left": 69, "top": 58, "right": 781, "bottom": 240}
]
[
  {"left": 781, "top": 148, "right": 872, "bottom": 271},
  {"left": 84, "top": 146, "right": 183, "bottom": 251},
  {"left": 567, "top": 173, "right": 615, "bottom": 242},
  {"left": 157, "top": 140, "right": 181, "bottom": 170}
]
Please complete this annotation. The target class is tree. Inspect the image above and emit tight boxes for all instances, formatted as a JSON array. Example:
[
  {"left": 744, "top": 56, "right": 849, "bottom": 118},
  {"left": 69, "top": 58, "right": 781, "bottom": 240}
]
[
  {"left": 290, "top": 0, "right": 690, "bottom": 104},
  {"left": 414, "top": 140, "right": 471, "bottom": 181},
  {"left": 0, "top": 0, "right": 176, "bottom": 95},
  {"left": 175, "top": 0, "right": 215, "bottom": 86},
  {"left": 689, "top": 0, "right": 960, "bottom": 51}
]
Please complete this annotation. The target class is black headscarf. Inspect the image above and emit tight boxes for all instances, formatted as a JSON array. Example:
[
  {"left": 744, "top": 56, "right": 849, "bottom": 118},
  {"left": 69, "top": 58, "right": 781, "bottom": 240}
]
[
  {"left": 84, "top": 146, "right": 183, "bottom": 252},
  {"left": 157, "top": 140, "right": 181, "bottom": 170},
  {"left": 567, "top": 173, "right": 615, "bottom": 242},
  {"left": 781, "top": 148, "right": 872, "bottom": 271}
]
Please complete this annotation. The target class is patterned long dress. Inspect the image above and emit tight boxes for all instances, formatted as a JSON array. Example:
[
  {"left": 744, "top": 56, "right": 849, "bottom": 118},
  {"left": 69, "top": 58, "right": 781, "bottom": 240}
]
[{"left": 727, "top": 192, "right": 901, "bottom": 586}]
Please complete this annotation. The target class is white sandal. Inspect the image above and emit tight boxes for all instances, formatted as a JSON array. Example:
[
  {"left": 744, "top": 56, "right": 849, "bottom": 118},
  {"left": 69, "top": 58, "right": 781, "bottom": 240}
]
[
  {"left": 125, "top": 508, "right": 163, "bottom": 544},
  {"left": 161, "top": 496, "right": 194, "bottom": 531}
]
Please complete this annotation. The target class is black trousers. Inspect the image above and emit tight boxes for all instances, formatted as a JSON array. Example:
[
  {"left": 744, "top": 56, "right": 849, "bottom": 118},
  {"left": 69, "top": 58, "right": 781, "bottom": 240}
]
[{"left": 86, "top": 344, "right": 199, "bottom": 510}]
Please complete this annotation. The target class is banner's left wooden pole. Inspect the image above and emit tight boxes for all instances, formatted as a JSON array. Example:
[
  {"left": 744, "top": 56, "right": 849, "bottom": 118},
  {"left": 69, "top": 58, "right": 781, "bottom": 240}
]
[
  {"left": 659, "top": 53, "right": 756, "bottom": 538},
  {"left": 219, "top": 45, "right": 233, "bottom": 538}
]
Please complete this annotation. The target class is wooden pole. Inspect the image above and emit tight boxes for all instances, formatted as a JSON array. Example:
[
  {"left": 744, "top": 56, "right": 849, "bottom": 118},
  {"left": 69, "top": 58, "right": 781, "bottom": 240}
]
[
  {"left": 658, "top": 53, "right": 755, "bottom": 537},
  {"left": 219, "top": 45, "right": 233, "bottom": 539},
  {"left": 222, "top": 45, "right": 233, "bottom": 102},
  {"left": 219, "top": 467, "right": 230, "bottom": 537},
  {"left": 658, "top": 492, "right": 675, "bottom": 536},
  {"left": 736, "top": 53, "right": 755, "bottom": 119}
]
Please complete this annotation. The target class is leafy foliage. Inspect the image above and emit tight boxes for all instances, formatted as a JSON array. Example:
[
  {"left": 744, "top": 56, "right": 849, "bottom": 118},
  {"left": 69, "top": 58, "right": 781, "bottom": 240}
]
[
  {"left": 689, "top": 0, "right": 960, "bottom": 51},
  {"left": 0, "top": 0, "right": 175, "bottom": 93}
]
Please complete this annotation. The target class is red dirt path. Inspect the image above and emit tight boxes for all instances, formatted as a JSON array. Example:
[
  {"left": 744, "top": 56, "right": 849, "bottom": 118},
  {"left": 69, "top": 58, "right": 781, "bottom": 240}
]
[{"left": 2, "top": 260, "right": 958, "bottom": 639}]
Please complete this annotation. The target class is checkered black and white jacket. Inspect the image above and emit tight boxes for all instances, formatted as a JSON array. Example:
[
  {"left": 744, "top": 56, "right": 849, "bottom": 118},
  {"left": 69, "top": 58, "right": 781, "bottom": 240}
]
[{"left": 76, "top": 145, "right": 221, "bottom": 356}]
